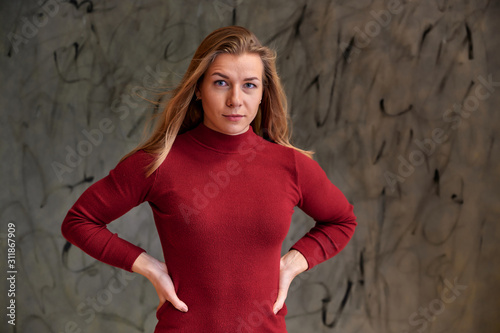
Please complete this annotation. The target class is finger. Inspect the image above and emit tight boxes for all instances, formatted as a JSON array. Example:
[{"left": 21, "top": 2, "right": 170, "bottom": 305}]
[
  {"left": 167, "top": 294, "right": 189, "bottom": 313},
  {"left": 273, "top": 265, "right": 297, "bottom": 314},
  {"left": 272, "top": 287, "right": 288, "bottom": 314},
  {"left": 157, "top": 296, "right": 188, "bottom": 313},
  {"left": 155, "top": 274, "right": 188, "bottom": 313},
  {"left": 273, "top": 277, "right": 293, "bottom": 315}
]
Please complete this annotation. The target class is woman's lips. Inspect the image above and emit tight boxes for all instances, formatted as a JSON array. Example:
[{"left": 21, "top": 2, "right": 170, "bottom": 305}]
[{"left": 223, "top": 114, "right": 244, "bottom": 121}]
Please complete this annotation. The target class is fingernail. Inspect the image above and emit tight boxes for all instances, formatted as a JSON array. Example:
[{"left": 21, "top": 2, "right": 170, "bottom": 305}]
[
  {"left": 273, "top": 308, "right": 278, "bottom": 315},
  {"left": 181, "top": 305, "right": 188, "bottom": 312}
]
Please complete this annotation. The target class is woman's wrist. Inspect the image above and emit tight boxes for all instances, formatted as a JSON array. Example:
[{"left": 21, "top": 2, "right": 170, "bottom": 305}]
[
  {"left": 132, "top": 252, "right": 164, "bottom": 278},
  {"left": 282, "top": 249, "right": 309, "bottom": 275}
]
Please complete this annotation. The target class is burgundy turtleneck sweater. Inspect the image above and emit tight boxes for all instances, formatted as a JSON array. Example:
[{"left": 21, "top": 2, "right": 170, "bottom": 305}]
[{"left": 61, "top": 122, "right": 356, "bottom": 332}]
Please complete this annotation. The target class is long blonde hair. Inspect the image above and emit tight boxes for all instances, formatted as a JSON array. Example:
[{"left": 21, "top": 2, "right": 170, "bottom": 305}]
[{"left": 122, "top": 26, "right": 314, "bottom": 176}]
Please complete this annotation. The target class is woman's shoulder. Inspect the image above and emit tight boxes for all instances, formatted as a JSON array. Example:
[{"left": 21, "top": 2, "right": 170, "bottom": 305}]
[
  {"left": 120, "top": 149, "right": 156, "bottom": 166},
  {"left": 262, "top": 139, "right": 313, "bottom": 161},
  {"left": 259, "top": 140, "right": 317, "bottom": 175},
  {"left": 112, "top": 149, "right": 158, "bottom": 179}
]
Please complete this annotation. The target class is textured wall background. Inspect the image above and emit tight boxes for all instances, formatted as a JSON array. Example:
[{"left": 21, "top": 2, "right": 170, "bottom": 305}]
[{"left": 1, "top": 0, "right": 499, "bottom": 332}]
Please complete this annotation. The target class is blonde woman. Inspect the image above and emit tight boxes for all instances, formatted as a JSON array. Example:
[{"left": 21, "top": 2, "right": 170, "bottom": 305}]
[{"left": 61, "top": 26, "right": 357, "bottom": 332}]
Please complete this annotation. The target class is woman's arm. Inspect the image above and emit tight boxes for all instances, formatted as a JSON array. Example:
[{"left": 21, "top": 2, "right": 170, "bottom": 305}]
[
  {"left": 289, "top": 149, "right": 357, "bottom": 271},
  {"left": 62, "top": 150, "right": 189, "bottom": 312},
  {"left": 61, "top": 150, "right": 156, "bottom": 272},
  {"left": 273, "top": 149, "right": 357, "bottom": 314}
]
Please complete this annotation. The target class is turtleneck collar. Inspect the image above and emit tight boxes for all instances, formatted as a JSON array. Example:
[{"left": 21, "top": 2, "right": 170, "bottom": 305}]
[{"left": 187, "top": 122, "right": 262, "bottom": 153}]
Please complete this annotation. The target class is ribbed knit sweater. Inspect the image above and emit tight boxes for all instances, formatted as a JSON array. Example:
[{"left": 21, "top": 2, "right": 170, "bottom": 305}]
[{"left": 61, "top": 122, "right": 357, "bottom": 332}]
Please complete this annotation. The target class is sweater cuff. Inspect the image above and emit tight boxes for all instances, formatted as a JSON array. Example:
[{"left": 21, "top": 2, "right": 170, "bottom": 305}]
[
  {"left": 289, "top": 235, "right": 337, "bottom": 271},
  {"left": 122, "top": 246, "right": 147, "bottom": 273}
]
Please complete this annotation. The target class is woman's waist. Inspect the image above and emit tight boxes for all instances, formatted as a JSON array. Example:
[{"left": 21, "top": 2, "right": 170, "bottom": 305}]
[{"left": 155, "top": 294, "right": 288, "bottom": 332}]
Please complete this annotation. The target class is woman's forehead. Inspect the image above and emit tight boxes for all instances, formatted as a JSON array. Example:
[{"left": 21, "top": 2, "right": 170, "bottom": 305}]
[{"left": 206, "top": 53, "right": 264, "bottom": 79}]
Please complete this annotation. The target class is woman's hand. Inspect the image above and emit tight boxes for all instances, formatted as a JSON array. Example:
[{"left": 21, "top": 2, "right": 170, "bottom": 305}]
[
  {"left": 272, "top": 249, "right": 309, "bottom": 314},
  {"left": 132, "top": 252, "right": 188, "bottom": 313}
]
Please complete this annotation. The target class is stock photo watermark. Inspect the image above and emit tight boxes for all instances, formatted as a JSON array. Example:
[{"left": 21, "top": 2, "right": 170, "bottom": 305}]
[
  {"left": 340, "top": 0, "right": 404, "bottom": 63},
  {"left": 235, "top": 246, "right": 334, "bottom": 332},
  {"left": 236, "top": 295, "right": 277, "bottom": 333},
  {"left": 59, "top": 270, "right": 136, "bottom": 333},
  {"left": 51, "top": 64, "right": 169, "bottom": 182},
  {"left": 384, "top": 74, "right": 499, "bottom": 191},
  {"left": 402, "top": 277, "right": 467, "bottom": 333},
  {"left": 8, "top": 0, "right": 62, "bottom": 55},
  {"left": 5, "top": 221, "right": 17, "bottom": 326}
]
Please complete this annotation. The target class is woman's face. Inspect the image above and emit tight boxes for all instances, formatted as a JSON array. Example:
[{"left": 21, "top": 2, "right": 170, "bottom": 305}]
[{"left": 197, "top": 53, "right": 264, "bottom": 136}]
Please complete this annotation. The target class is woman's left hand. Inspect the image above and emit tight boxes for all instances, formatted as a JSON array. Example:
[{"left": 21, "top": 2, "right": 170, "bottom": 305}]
[{"left": 272, "top": 249, "right": 309, "bottom": 314}]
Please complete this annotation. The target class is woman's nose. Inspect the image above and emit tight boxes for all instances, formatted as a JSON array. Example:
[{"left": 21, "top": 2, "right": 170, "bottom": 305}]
[{"left": 226, "top": 88, "right": 242, "bottom": 107}]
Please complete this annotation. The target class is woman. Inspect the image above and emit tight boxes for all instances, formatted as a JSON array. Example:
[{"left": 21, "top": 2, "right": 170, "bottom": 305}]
[{"left": 61, "top": 26, "right": 357, "bottom": 332}]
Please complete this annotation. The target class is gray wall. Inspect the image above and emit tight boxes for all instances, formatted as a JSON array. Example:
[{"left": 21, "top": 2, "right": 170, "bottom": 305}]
[{"left": 1, "top": 0, "right": 499, "bottom": 332}]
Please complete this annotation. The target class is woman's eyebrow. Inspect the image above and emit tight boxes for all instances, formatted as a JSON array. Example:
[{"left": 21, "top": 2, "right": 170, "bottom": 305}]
[
  {"left": 211, "top": 72, "right": 229, "bottom": 79},
  {"left": 211, "top": 72, "right": 260, "bottom": 81}
]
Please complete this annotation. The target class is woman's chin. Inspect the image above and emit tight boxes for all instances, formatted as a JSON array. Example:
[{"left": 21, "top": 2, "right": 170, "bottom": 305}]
[{"left": 206, "top": 121, "right": 250, "bottom": 136}]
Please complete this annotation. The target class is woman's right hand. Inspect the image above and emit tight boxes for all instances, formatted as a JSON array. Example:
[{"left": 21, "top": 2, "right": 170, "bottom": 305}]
[{"left": 132, "top": 252, "right": 188, "bottom": 313}]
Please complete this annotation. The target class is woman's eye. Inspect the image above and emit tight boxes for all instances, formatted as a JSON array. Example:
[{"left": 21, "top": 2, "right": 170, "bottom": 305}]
[
  {"left": 244, "top": 83, "right": 256, "bottom": 89},
  {"left": 214, "top": 80, "right": 227, "bottom": 87}
]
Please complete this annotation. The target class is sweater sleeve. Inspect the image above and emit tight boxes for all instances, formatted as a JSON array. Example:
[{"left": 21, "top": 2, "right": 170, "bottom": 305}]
[
  {"left": 289, "top": 150, "right": 357, "bottom": 271},
  {"left": 61, "top": 150, "right": 157, "bottom": 272}
]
